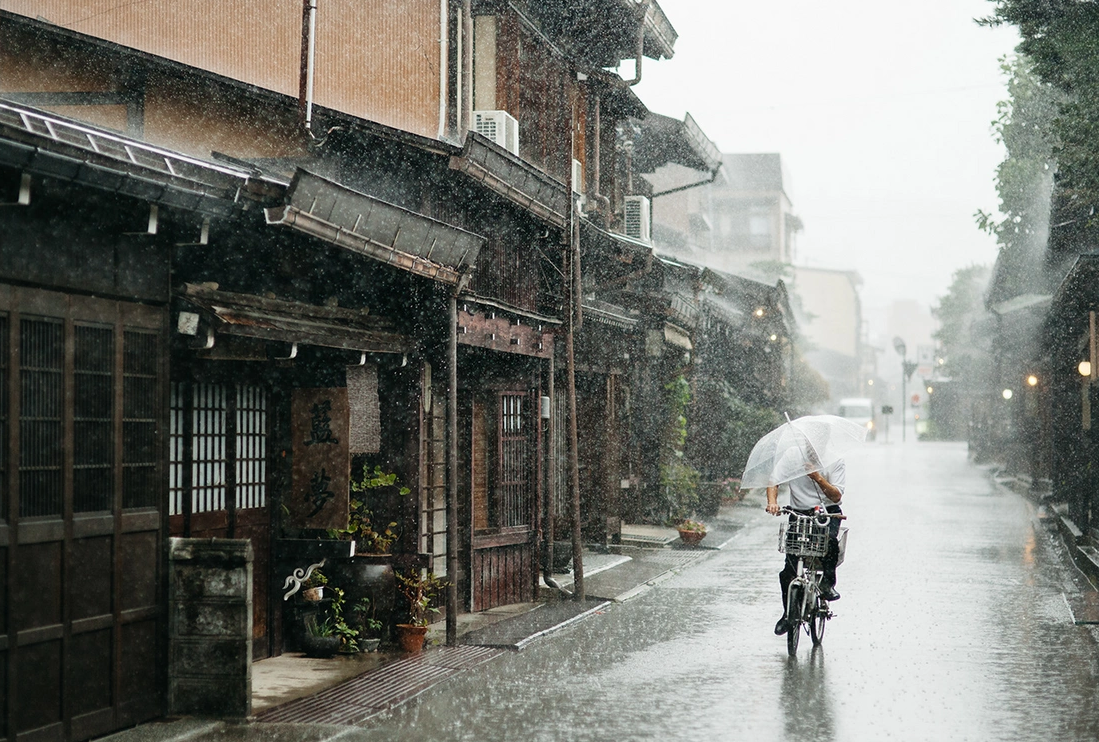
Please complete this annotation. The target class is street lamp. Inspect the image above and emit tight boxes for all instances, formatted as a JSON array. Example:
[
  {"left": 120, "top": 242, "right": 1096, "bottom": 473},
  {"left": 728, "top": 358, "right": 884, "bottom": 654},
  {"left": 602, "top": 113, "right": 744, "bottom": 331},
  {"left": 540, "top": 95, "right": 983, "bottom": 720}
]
[{"left": 893, "top": 336, "right": 918, "bottom": 443}]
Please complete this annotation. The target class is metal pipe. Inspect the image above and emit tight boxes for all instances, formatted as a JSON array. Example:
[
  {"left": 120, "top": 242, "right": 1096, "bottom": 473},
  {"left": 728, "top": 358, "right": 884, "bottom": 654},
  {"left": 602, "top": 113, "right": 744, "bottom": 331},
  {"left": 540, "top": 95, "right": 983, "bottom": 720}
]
[
  {"left": 565, "top": 235, "right": 584, "bottom": 602},
  {"left": 462, "top": 0, "right": 473, "bottom": 135},
  {"left": 438, "top": 0, "right": 448, "bottom": 139},
  {"left": 446, "top": 290, "right": 459, "bottom": 645},
  {"left": 590, "top": 92, "right": 610, "bottom": 216},
  {"left": 622, "top": 0, "right": 651, "bottom": 87},
  {"left": 299, "top": 0, "right": 318, "bottom": 134},
  {"left": 544, "top": 351, "right": 555, "bottom": 580}
]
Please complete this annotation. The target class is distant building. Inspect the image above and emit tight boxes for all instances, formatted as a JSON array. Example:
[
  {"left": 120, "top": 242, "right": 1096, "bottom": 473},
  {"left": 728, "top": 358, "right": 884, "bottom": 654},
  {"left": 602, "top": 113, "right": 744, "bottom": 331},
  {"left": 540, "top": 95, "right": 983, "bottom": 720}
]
[
  {"left": 647, "top": 152, "right": 802, "bottom": 275},
  {"left": 793, "top": 266, "right": 864, "bottom": 404}
]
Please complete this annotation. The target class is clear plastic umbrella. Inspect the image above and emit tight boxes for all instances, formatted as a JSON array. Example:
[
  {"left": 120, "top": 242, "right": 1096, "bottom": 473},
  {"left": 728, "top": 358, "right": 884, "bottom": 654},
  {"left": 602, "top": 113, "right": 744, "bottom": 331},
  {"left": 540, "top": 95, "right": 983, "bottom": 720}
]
[{"left": 740, "top": 414, "right": 867, "bottom": 490}]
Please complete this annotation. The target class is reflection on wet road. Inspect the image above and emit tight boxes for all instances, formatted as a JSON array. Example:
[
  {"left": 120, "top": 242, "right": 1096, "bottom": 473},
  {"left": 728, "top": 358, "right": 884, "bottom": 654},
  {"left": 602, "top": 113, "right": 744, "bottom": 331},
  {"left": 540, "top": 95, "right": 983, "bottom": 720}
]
[{"left": 348, "top": 442, "right": 1099, "bottom": 741}]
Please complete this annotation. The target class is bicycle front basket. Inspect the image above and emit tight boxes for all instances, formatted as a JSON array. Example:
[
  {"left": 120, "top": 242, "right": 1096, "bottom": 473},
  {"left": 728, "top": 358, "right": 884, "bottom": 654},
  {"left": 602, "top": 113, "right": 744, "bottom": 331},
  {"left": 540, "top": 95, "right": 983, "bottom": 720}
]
[{"left": 778, "top": 518, "right": 829, "bottom": 557}]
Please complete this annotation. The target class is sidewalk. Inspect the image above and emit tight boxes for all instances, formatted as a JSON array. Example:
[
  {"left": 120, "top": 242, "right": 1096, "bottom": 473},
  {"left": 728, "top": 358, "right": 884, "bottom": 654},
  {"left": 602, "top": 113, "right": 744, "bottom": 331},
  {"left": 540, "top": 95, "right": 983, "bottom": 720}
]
[{"left": 97, "top": 505, "right": 746, "bottom": 741}]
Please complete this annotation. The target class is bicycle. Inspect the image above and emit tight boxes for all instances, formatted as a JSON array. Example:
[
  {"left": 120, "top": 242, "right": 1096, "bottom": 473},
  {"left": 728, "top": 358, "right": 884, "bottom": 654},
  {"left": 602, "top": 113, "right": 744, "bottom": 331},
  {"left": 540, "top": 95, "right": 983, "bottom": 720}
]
[{"left": 778, "top": 506, "right": 848, "bottom": 656}]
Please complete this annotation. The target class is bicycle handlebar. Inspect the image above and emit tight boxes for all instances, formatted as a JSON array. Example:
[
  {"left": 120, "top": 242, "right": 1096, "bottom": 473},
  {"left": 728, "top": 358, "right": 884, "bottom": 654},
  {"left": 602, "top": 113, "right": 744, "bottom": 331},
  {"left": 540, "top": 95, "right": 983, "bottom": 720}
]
[{"left": 778, "top": 506, "right": 847, "bottom": 522}]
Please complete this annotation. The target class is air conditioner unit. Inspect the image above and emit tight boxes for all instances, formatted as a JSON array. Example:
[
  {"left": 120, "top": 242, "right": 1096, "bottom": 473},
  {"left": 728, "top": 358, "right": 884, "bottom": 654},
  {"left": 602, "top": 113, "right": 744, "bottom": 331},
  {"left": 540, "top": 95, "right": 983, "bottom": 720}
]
[
  {"left": 473, "top": 110, "right": 520, "bottom": 156},
  {"left": 571, "top": 158, "right": 583, "bottom": 194},
  {"left": 624, "top": 195, "right": 651, "bottom": 243}
]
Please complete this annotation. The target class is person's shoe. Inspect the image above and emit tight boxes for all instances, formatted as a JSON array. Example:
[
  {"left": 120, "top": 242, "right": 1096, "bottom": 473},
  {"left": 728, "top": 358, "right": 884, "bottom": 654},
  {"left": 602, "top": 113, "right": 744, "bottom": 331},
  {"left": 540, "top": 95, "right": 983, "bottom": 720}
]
[
  {"left": 820, "top": 585, "right": 841, "bottom": 601},
  {"left": 774, "top": 616, "right": 791, "bottom": 635}
]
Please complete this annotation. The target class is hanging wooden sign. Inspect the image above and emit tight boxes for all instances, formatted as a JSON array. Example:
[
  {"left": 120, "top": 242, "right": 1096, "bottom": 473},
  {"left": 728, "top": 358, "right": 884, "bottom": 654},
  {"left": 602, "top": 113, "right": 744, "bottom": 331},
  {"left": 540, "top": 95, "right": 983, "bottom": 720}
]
[{"left": 289, "top": 387, "right": 350, "bottom": 530}]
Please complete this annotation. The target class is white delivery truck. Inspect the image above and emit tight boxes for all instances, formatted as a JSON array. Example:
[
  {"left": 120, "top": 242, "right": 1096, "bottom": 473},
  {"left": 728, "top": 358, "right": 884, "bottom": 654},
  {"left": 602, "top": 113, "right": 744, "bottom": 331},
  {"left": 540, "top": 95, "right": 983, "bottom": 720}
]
[{"left": 837, "top": 397, "right": 876, "bottom": 441}]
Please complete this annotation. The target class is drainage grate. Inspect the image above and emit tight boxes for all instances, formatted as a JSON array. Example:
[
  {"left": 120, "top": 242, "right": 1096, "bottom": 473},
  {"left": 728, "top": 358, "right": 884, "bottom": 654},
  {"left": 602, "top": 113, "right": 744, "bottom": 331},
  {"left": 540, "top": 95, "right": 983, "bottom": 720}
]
[{"left": 256, "top": 646, "right": 505, "bottom": 726}]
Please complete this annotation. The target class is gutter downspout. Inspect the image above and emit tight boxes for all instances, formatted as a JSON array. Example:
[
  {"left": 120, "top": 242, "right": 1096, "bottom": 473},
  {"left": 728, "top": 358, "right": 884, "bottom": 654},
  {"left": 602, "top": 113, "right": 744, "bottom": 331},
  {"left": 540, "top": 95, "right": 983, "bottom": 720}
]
[
  {"left": 590, "top": 92, "right": 611, "bottom": 217},
  {"left": 438, "top": 0, "right": 448, "bottom": 139},
  {"left": 649, "top": 165, "right": 721, "bottom": 199},
  {"left": 299, "top": 0, "right": 318, "bottom": 135},
  {"left": 461, "top": 0, "right": 473, "bottom": 136},
  {"left": 623, "top": 0, "right": 651, "bottom": 87}
]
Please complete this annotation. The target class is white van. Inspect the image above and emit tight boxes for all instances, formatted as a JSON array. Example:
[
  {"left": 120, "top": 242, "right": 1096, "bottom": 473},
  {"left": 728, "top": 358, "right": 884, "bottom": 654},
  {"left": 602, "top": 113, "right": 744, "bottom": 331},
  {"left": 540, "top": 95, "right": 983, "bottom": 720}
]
[{"left": 838, "top": 397, "right": 876, "bottom": 441}]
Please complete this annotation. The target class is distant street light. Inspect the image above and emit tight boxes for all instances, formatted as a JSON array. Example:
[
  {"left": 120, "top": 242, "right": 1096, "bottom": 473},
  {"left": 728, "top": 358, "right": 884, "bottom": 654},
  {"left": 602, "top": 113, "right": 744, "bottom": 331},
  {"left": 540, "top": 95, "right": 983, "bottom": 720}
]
[
  {"left": 1027, "top": 375, "right": 1039, "bottom": 387},
  {"left": 1080, "top": 361, "right": 1092, "bottom": 377},
  {"left": 1002, "top": 388, "right": 1013, "bottom": 400},
  {"left": 893, "top": 336, "right": 918, "bottom": 443}
]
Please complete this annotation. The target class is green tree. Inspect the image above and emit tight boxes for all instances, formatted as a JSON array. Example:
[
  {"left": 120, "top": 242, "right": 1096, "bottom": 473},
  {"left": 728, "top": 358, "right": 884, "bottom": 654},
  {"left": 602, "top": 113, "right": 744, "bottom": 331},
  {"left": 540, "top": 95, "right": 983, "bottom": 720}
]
[
  {"left": 932, "top": 264, "right": 992, "bottom": 382},
  {"left": 975, "top": 56, "right": 1060, "bottom": 302},
  {"left": 982, "top": 5, "right": 1099, "bottom": 249}
]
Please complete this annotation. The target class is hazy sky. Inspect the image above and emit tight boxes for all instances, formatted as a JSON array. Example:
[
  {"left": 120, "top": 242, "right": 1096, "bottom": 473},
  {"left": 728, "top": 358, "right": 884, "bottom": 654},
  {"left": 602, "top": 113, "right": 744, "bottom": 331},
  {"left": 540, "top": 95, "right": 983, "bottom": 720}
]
[{"left": 633, "top": 0, "right": 1020, "bottom": 327}]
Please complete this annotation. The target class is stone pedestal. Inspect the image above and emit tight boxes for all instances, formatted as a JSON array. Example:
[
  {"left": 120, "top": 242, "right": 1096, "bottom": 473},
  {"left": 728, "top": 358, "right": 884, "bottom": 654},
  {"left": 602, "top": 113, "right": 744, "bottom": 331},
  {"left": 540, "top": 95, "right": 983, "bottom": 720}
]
[{"left": 168, "top": 538, "right": 253, "bottom": 718}]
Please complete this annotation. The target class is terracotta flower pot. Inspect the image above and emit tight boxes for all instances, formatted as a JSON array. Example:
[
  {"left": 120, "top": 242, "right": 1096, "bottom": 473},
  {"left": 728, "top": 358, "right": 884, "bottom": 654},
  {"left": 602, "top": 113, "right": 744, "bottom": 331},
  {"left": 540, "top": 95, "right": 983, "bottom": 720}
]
[
  {"left": 678, "top": 529, "right": 706, "bottom": 545},
  {"left": 395, "top": 623, "right": 429, "bottom": 653}
]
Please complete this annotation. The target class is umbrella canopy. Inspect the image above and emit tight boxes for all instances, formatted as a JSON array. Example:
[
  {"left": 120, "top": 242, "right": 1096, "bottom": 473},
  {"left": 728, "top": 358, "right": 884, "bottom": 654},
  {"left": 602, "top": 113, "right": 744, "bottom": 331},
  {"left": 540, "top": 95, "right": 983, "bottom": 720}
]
[{"left": 740, "top": 414, "right": 867, "bottom": 490}]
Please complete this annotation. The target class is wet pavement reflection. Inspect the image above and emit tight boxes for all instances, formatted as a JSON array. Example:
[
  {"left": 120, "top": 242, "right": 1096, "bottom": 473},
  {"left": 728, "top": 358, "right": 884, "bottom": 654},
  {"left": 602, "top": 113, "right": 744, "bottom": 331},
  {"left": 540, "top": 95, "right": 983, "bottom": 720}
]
[{"left": 346, "top": 442, "right": 1099, "bottom": 741}]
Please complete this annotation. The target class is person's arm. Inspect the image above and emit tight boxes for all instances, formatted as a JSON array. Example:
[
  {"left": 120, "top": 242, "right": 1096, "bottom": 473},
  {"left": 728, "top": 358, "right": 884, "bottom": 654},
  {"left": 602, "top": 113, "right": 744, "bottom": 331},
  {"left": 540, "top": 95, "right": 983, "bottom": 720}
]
[
  {"left": 766, "top": 485, "right": 781, "bottom": 515},
  {"left": 807, "top": 468, "right": 843, "bottom": 503}
]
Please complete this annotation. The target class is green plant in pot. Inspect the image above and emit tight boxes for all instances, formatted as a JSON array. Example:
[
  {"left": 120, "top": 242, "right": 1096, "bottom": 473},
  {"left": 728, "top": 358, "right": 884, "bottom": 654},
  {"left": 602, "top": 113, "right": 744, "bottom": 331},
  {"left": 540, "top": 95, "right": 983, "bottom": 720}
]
[
  {"left": 302, "top": 615, "right": 340, "bottom": 658},
  {"left": 327, "top": 464, "right": 409, "bottom": 555},
  {"left": 394, "top": 570, "right": 447, "bottom": 653},
  {"left": 300, "top": 568, "right": 328, "bottom": 601},
  {"left": 675, "top": 518, "right": 707, "bottom": 546}
]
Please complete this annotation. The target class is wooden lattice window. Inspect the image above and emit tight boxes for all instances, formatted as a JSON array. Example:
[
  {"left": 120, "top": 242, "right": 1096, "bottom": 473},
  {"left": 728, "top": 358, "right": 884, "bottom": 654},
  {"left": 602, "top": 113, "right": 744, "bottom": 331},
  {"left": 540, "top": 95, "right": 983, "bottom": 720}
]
[
  {"left": 169, "top": 381, "right": 268, "bottom": 517},
  {"left": 0, "top": 313, "right": 7, "bottom": 518},
  {"left": 471, "top": 390, "right": 534, "bottom": 535},
  {"left": 73, "top": 324, "right": 114, "bottom": 512},
  {"left": 235, "top": 384, "right": 267, "bottom": 510},
  {"left": 123, "top": 331, "right": 159, "bottom": 508},
  {"left": 20, "top": 317, "right": 63, "bottom": 518}
]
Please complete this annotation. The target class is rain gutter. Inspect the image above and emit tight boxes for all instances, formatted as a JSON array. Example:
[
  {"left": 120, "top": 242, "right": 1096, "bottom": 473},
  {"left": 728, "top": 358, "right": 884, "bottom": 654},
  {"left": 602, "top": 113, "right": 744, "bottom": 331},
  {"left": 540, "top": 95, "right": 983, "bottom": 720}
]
[{"left": 264, "top": 205, "right": 466, "bottom": 285}]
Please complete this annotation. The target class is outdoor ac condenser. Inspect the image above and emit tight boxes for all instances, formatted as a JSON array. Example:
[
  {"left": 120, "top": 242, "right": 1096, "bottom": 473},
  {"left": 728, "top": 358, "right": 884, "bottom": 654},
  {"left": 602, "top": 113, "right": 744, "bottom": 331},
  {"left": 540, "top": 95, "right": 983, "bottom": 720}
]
[
  {"left": 624, "top": 195, "right": 651, "bottom": 243},
  {"left": 473, "top": 110, "right": 520, "bottom": 156}
]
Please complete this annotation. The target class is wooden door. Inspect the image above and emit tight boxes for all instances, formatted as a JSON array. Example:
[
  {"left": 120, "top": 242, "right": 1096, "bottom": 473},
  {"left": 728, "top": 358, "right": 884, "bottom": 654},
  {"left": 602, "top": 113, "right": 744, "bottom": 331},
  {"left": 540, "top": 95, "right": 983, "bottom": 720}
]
[
  {"left": 469, "top": 390, "right": 537, "bottom": 611},
  {"left": 0, "top": 285, "right": 166, "bottom": 742},
  {"left": 168, "top": 380, "right": 272, "bottom": 660}
]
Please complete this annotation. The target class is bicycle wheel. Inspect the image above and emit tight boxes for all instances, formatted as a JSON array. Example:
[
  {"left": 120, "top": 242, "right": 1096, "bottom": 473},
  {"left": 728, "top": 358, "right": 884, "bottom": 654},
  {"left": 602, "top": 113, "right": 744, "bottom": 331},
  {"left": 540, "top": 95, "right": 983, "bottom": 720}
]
[
  {"left": 786, "top": 586, "right": 803, "bottom": 656},
  {"left": 810, "top": 596, "right": 827, "bottom": 646}
]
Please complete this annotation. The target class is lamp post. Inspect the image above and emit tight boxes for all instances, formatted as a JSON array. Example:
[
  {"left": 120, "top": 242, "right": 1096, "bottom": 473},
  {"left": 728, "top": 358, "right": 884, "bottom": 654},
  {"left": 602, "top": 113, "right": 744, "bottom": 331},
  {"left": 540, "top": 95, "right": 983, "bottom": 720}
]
[{"left": 893, "top": 337, "right": 918, "bottom": 443}]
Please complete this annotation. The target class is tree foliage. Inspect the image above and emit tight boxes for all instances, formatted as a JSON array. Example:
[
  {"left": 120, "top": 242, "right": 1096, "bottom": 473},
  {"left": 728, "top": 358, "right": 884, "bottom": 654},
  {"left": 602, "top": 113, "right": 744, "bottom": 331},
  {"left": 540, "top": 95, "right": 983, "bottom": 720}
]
[
  {"left": 982, "top": 3, "right": 1099, "bottom": 252},
  {"left": 932, "top": 264, "right": 992, "bottom": 383},
  {"left": 976, "top": 55, "right": 1060, "bottom": 302}
]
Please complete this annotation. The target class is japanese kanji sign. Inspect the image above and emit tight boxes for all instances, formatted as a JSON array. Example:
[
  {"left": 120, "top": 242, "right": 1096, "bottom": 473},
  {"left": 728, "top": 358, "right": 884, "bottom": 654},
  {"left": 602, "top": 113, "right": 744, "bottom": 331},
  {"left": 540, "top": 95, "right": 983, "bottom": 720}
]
[{"left": 290, "top": 387, "right": 350, "bottom": 530}]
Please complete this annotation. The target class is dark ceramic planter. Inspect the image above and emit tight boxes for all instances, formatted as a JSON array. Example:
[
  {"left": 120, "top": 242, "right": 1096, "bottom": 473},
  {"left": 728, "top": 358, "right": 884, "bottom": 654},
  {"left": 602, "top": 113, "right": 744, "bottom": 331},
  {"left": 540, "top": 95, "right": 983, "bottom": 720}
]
[
  {"left": 302, "top": 634, "right": 340, "bottom": 658},
  {"left": 328, "top": 554, "right": 396, "bottom": 634}
]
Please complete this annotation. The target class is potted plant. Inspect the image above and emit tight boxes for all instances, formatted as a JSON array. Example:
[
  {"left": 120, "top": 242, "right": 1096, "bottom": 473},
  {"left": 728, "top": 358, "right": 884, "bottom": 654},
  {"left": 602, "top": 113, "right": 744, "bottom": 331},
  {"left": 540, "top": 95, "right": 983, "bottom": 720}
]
[
  {"left": 326, "top": 463, "right": 412, "bottom": 635},
  {"left": 676, "top": 518, "right": 708, "bottom": 546},
  {"left": 394, "top": 570, "right": 447, "bottom": 653},
  {"left": 301, "top": 615, "right": 341, "bottom": 658},
  {"left": 301, "top": 568, "right": 328, "bottom": 601}
]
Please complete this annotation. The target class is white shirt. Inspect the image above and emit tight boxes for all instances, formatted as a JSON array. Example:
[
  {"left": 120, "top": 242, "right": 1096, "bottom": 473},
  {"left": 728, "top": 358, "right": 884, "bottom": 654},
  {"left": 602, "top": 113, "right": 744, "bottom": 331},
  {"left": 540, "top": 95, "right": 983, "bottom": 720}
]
[{"left": 779, "top": 459, "right": 846, "bottom": 510}]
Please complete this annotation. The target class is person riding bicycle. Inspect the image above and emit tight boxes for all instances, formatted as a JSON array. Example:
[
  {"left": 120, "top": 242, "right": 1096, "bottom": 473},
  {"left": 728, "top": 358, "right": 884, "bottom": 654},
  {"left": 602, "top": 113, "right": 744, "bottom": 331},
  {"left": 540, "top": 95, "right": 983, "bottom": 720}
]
[{"left": 766, "top": 459, "right": 845, "bottom": 636}]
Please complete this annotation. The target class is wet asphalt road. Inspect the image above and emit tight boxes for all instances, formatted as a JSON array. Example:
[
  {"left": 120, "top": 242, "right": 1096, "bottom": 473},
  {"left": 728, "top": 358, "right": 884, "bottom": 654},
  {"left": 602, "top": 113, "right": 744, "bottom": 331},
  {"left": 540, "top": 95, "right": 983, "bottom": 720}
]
[{"left": 343, "top": 441, "right": 1099, "bottom": 741}]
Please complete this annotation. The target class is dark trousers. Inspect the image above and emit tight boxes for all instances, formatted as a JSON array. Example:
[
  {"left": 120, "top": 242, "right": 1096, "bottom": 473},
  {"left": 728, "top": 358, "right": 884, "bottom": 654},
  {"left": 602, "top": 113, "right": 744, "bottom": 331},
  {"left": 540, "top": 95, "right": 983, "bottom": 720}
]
[{"left": 779, "top": 505, "right": 841, "bottom": 610}]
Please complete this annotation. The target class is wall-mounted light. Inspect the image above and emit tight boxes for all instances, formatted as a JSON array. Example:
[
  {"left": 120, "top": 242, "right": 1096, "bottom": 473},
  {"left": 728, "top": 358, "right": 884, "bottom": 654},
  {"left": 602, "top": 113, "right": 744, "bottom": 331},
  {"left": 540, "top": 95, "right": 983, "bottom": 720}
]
[
  {"left": 1080, "top": 361, "right": 1092, "bottom": 377},
  {"left": 1002, "top": 388, "right": 1013, "bottom": 400},
  {"left": 754, "top": 308, "right": 765, "bottom": 318},
  {"left": 1027, "top": 374, "right": 1039, "bottom": 387},
  {"left": 926, "top": 386, "right": 934, "bottom": 394}
]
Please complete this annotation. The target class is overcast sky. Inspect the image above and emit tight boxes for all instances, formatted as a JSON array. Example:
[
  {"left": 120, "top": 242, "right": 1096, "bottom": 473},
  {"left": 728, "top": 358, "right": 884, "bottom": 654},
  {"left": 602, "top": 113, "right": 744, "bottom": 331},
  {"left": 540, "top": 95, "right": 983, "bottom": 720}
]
[{"left": 634, "top": 0, "right": 1020, "bottom": 329}]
